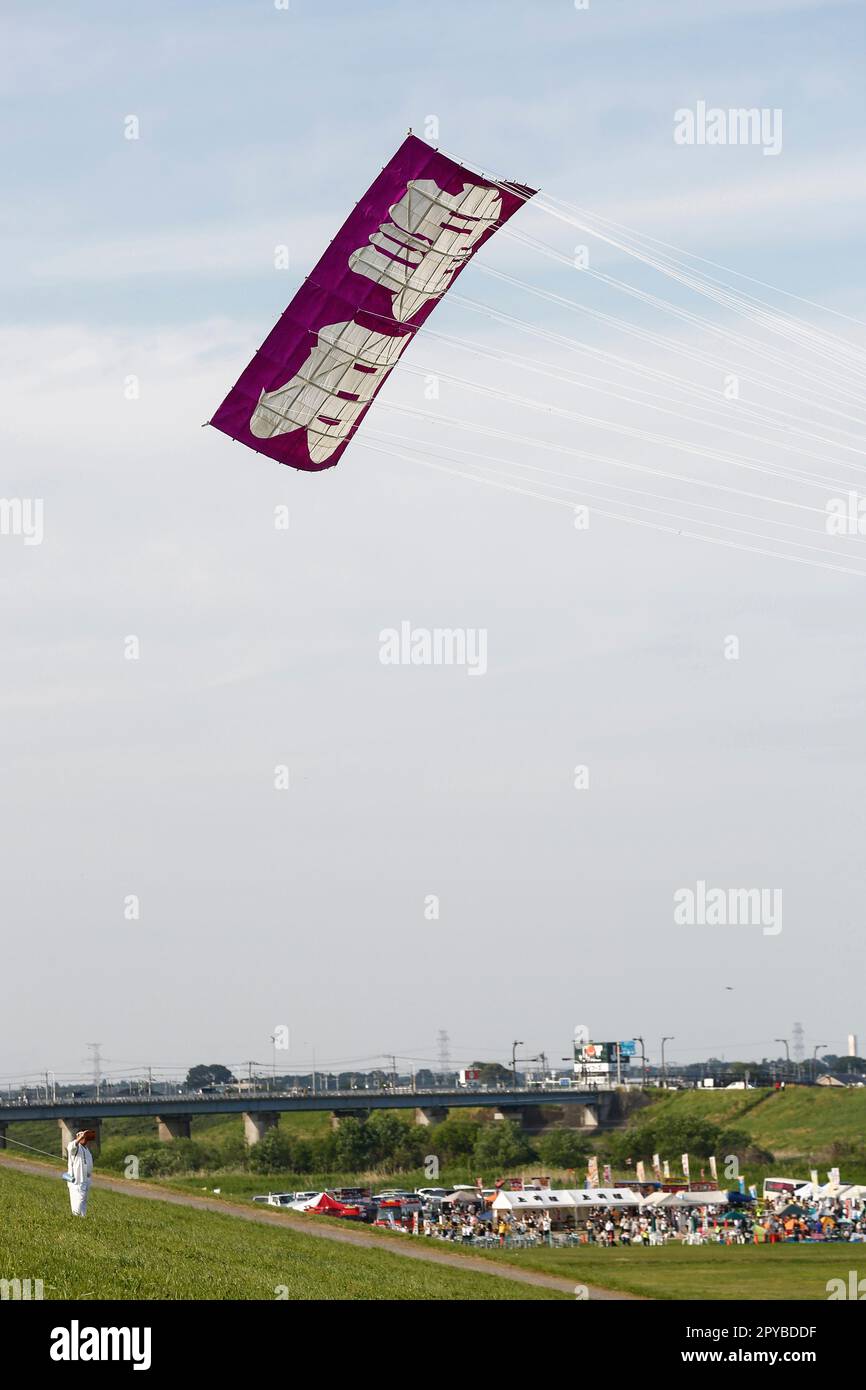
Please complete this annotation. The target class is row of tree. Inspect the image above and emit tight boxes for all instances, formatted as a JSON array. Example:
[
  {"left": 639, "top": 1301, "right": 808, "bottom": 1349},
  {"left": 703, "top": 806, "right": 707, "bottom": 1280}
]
[
  {"left": 96, "top": 1116, "right": 593, "bottom": 1179},
  {"left": 96, "top": 1107, "right": 778, "bottom": 1181}
]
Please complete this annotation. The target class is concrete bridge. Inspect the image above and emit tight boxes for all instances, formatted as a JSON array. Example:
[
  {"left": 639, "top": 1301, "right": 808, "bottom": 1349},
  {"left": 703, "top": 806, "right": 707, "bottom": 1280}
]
[{"left": 0, "top": 1087, "right": 620, "bottom": 1153}]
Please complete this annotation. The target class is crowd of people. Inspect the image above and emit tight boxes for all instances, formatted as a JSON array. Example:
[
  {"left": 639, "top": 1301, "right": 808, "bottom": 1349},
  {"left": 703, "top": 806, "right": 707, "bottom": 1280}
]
[
  {"left": 569, "top": 1198, "right": 866, "bottom": 1247},
  {"left": 377, "top": 1189, "right": 866, "bottom": 1249}
]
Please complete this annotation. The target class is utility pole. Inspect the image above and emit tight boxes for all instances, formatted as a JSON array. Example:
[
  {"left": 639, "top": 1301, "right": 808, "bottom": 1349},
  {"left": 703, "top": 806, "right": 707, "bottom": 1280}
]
[
  {"left": 512, "top": 1040, "right": 524, "bottom": 1085},
  {"left": 812, "top": 1044, "right": 827, "bottom": 1083},
  {"left": 661, "top": 1037, "right": 674, "bottom": 1088},
  {"left": 635, "top": 1036, "right": 647, "bottom": 1085},
  {"left": 775, "top": 1038, "right": 790, "bottom": 1081}
]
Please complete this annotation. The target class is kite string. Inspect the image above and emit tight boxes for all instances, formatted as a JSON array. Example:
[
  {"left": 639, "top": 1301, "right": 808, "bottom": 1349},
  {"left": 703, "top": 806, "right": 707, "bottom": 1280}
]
[
  {"left": 354, "top": 292, "right": 866, "bottom": 451},
  {"left": 538, "top": 191, "right": 866, "bottom": 337},
  {"left": 467, "top": 270, "right": 866, "bottom": 430},
  {"left": 401, "top": 332, "right": 866, "bottom": 466},
  {"left": 519, "top": 217, "right": 866, "bottom": 380},
  {"left": 504, "top": 224, "right": 866, "bottom": 397},
  {"left": 442, "top": 142, "right": 866, "bottom": 357},
  {"left": 1, "top": 1134, "right": 64, "bottom": 1163},
  {"left": 379, "top": 399, "right": 855, "bottom": 514},
  {"left": 390, "top": 366, "right": 858, "bottom": 491},
  {"left": 443, "top": 297, "right": 866, "bottom": 450},
  {"left": 364, "top": 435, "right": 866, "bottom": 563},
  {"left": 366, "top": 425, "right": 864, "bottom": 540},
  {"left": 358, "top": 440, "right": 866, "bottom": 579}
]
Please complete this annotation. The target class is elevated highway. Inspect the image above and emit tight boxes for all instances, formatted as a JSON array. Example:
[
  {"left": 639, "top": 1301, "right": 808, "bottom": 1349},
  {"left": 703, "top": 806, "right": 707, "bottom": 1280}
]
[{"left": 0, "top": 1086, "right": 619, "bottom": 1152}]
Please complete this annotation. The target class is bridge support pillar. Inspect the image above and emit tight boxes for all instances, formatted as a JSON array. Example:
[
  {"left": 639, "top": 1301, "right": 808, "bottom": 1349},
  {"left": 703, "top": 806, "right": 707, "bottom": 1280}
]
[
  {"left": 580, "top": 1105, "right": 599, "bottom": 1128},
  {"left": 330, "top": 1109, "right": 370, "bottom": 1130},
  {"left": 0, "top": 1123, "right": 6, "bottom": 1149},
  {"left": 156, "top": 1115, "right": 192, "bottom": 1142},
  {"left": 243, "top": 1112, "right": 279, "bottom": 1146},
  {"left": 493, "top": 1106, "right": 545, "bottom": 1131},
  {"left": 58, "top": 1118, "right": 101, "bottom": 1156},
  {"left": 414, "top": 1106, "right": 448, "bottom": 1127}
]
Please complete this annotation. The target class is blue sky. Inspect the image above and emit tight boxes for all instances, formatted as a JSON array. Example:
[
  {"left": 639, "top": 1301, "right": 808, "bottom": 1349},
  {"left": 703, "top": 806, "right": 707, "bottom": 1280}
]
[
  {"left": 2, "top": 0, "right": 865, "bottom": 1084},
  {"left": 7, "top": 0, "right": 866, "bottom": 323}
]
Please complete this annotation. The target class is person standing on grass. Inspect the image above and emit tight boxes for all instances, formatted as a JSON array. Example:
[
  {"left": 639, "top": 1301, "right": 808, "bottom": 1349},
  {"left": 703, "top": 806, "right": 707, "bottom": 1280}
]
[{"left": 66, "top": 1129, "right": 95, "bottom": 1216}]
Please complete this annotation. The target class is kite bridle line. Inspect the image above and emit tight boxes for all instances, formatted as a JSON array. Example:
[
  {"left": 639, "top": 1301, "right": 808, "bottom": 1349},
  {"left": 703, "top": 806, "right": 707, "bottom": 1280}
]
[
  {"left": 356, "top": 439, "right": 866, "bottom": 581},
  {"left": 440, "top": 141, "right": 866, "bottom": 387}
]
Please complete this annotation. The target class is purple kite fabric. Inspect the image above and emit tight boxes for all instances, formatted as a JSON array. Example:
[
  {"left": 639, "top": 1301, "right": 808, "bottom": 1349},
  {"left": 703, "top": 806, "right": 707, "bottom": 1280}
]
[{"left": 210, "top": 135, "right": 535, "bottom": 472}]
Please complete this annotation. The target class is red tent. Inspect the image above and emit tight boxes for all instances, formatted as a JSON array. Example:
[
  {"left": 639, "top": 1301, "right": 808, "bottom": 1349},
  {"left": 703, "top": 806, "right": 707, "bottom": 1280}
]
[{"left": 306, "top": 1192, "right": 361, "bottom": 1218}]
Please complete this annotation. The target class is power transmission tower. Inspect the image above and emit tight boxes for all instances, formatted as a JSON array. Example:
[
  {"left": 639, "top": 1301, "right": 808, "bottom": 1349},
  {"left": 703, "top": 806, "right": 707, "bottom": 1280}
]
[
  {"left": 437, "top": 1029, "right": 451, "bottom": 1080},
  {"left": 792, "top": 1022, "right": 805, "bottom": 1065},
  {"left": 86, "top": 1042, "right": 102, "bottom": 1097}
]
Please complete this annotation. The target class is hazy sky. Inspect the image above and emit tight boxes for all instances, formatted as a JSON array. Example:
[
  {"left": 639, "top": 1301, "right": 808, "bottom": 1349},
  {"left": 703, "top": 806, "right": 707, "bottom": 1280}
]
[{"left": 3, "top": 0, "right": 865, "bottom": 1088}]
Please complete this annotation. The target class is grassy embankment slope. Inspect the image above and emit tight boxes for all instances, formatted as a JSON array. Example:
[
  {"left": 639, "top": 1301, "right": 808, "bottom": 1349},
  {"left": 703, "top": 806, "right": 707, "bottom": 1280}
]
[{"left": 635, "top": 1086, "right": 866, "bottom": 1164}]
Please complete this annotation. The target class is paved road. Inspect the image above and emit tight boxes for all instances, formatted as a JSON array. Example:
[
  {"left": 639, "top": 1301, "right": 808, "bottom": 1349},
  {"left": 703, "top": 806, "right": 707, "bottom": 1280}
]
[{"left": 0, "top": 1153, "right": 637, "bottom": 1300}]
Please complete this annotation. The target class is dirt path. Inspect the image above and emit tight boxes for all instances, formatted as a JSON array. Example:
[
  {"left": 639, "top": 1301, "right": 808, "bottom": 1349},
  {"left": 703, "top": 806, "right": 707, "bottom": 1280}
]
[{"left": 0, "top": 1153, "right": 637, "bottom": 1300}]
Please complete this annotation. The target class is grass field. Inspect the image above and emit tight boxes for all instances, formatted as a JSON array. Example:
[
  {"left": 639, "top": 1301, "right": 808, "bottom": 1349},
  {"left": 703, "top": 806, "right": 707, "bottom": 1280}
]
[
  {"left": 0, "top": 1166, "right": 565, "bottom": 1301},
  {"left": 247, "top": 1208, "right": 860, "bottom": 1301},
  {"left": 482, "top": 1242, "right": 855, "bottom": 1301},
  {"left": 4, "top": 1159, "right": 858, "bottom": 1301}
]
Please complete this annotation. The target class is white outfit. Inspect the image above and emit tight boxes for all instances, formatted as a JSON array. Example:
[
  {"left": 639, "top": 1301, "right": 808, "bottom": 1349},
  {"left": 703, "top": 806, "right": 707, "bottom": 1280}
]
[{"left": 66, "top": 1140, "right": 93, "bottom": 1216}]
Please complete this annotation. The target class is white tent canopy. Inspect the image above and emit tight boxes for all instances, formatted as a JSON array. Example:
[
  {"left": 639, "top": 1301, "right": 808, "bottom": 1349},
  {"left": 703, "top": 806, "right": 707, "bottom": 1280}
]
[
  {"left": 491, "top": 1187, "right": 641, "bottom": 1212},
  {"left": 816, "top": 1182, "right": 865, "bottom": 1200},
  {"left": 640, "top": 1190, "right": 731, "bottom": 1208},
  {"left": 568, "top": 1188, "right": 641, "bottom": 1208},
  {"left": 781, "top": 1182, "right": 815, "bottom": 1200},
  {"left": 492, "top": 1189, "right": 575, "bottom": 1211},
  {"left": 669, "top": 1190, "right": 729, "bottom": 1207}
]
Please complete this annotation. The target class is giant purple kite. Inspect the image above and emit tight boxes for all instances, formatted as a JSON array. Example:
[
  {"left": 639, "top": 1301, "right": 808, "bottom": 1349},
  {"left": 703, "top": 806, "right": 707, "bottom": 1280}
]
[{"left": 210, "top": 135, "right": 535, "bottom": 472}]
